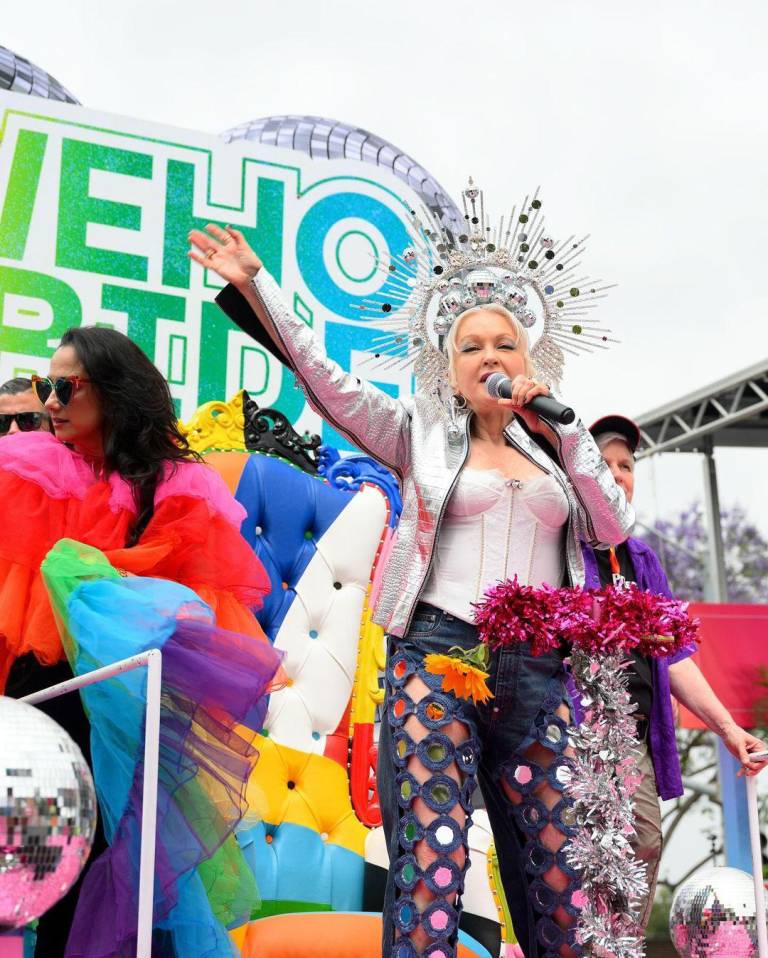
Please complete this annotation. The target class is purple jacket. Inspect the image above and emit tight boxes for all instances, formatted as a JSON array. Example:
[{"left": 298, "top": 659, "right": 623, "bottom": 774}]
[{"left": 579, "top": 538, "right": 695, "bottom": 801}]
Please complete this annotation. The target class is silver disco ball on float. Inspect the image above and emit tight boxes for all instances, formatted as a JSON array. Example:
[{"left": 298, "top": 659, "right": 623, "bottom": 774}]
[
  {"left": 221, "top": 114, "right": 463, "bottom": 234},
  {"left": 0, "top": 696, "right": 96, "bottom": 930},
  {"left": 0, "top": 45, "right": 79, "bottom": 103},
  {"left": 669, "top": 865, "right": 767, "bottom": 957}
]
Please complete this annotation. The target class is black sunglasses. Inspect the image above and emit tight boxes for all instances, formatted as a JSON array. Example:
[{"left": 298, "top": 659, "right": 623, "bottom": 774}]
[
  {"left": 31, "top": 375, "right": 95, "bottom": 407},
  {"left": 0, "top": 412, "right": 50, "bottom": 435}
]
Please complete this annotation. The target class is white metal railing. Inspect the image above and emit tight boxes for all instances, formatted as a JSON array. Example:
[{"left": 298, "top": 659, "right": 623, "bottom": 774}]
[
  {"left": 746, "top": 773, "right": 768, "bottom": 957},
  {"left": 20, "top": 649, "right": 162, "bottom": 957}
]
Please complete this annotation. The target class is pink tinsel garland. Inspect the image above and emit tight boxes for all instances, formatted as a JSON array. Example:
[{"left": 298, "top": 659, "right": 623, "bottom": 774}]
[{"left": 473, "top": 577, "right": 699, "bottom": 658}]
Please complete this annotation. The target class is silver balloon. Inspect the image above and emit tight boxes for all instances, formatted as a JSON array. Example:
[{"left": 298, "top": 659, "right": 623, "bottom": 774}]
[
  {"left": 221, "top": 115, "right": 463, "bottom": 235},
  {"left": 669, "top": 865, "right": 767, "bottom": 957},
  {"left": 0, "top": 696, "right": 96, "bottom": 930},
  {"left": 0, "top": 45, "right": 79, "bottom": 103}
]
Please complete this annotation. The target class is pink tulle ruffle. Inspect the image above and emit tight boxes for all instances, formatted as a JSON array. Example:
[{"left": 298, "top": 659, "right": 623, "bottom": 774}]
[{"left": 0, "top": 432, "right": 245, "bottom": 528}]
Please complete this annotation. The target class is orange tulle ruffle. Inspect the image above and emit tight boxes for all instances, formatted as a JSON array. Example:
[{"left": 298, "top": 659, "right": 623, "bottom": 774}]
[{"left": 0, "top": 434, "right": 272, "bottom": 691}]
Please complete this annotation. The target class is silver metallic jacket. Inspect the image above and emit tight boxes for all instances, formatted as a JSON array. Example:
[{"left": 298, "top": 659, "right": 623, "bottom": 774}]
[{"left": 249, "top": 270, "right": 635, "bottom": 638}]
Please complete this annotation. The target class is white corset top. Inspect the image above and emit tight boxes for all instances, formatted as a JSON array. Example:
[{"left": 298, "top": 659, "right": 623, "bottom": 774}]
[{"left": 420, "top": 467, "right": 569, "bottom": 624}]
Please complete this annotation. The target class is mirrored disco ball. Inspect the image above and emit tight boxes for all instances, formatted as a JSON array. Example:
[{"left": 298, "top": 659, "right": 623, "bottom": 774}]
[
  {"left": 0, "top": 696, "right": 96, "bottom": 930},
  {"left": 0, "top": 45, "right": 80, "bottom": 103},
  {"left": 670, "top": 865, "right": 767, "bottom": 957},
  {"left": 221, "top": 115, "right": 463, "bottom": 235}
]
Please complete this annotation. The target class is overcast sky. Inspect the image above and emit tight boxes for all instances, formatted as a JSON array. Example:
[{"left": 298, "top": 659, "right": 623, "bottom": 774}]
[{"left": 4, "top": 0, "right": 768, "bottom": 535}]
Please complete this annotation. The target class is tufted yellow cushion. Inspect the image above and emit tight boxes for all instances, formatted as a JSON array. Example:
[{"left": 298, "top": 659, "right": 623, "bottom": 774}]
[{"left": 247, "top": 736, "right": 368, "bottom": 856}]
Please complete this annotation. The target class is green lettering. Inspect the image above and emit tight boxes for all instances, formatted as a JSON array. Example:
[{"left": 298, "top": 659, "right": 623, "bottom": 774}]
[
  {"left": 162, "top": 160, "right": 284, "bottom": 288},
  {"left": 101, "top": 285, "right": 186, "bottom": 365},
  {"left": 197, "top": 300, "right": 304, "bottom": 421},
  {"left": 0, "top": 266, "right": 81, "bottom": 356},
  {"left": 198, "top": 299, "right": 236, "bottom": 403},
  {"left": 56, "top": 139, "right": 152, "bottom": 280},
  {"left": 0, "top": 130, "right": 48, "bottom": 260}
]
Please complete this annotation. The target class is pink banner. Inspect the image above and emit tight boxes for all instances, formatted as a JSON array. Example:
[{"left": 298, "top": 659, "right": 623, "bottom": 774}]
[{"left": 679, "top": 603, "right": 768, "bottom": 730}]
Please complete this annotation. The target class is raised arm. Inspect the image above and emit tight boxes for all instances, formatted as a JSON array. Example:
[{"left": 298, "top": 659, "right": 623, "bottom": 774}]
[
  {"left": 189, "top": 226, "right": 411, "bottom": 476},
  {"left": 215, "top": 283, "right": 293, "bottom": 368}
]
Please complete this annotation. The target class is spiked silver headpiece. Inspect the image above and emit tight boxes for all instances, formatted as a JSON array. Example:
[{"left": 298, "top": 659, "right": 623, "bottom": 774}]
[{"left": 356, "top": 181, "right": 616, "bottom": 406}]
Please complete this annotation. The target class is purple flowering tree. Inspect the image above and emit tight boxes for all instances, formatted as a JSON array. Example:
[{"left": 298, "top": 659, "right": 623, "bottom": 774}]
[{"left": 642, "top": 503, "right": 768, "bottom": 604}]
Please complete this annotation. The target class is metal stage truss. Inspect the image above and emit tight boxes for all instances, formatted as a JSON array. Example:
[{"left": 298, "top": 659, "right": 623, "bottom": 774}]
[
  {"left": 635, "top": 357, "right": 768, "bottom": 602},
  {"left": 636, "top": 359, "right": 768, "bottom": 457}
]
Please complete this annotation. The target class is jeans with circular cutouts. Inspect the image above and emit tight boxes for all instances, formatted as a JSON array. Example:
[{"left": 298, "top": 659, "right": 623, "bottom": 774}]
[{"left": 378, "top": 603, "right": 582, "bottom": 958}]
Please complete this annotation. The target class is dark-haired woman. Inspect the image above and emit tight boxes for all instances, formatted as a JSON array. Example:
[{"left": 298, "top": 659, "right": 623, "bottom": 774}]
[{"left": 0, "top": 326, "right": 279, "bottom": 957}]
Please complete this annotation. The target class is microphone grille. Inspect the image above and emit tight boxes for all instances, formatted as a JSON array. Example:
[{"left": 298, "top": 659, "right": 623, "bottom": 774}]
[{"left": 485, "top": 372, "right": 506, "bottom": 399}]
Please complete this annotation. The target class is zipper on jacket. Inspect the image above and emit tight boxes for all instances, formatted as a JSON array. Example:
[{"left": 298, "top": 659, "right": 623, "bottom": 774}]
[
  {"left": 401, "top": 412, "right": 471, "bottom": 637},
  {"left": 402, "top": 413, "right": 585, "bottom": 634},
  {"left": 503, "top": 419, "right": 583, "bottom": 587}
]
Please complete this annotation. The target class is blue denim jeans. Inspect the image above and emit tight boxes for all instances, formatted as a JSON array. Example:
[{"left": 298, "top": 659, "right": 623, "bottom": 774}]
[{"left": 378, "top": 603, "right": 581, "bottom": 958}]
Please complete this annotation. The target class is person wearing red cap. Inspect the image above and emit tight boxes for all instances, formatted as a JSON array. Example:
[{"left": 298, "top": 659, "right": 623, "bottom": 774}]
[{"left": 580, "top": 414, "right": 766, "bottom": 929}]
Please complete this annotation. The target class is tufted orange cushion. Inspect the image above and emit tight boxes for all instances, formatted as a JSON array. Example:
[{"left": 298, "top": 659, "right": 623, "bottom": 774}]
[
  {"left": 204, "top": 451, "right": 251, "bottom": 494},
  {"left": 239, "top": 913, "right": 486, "bottom": 957}
]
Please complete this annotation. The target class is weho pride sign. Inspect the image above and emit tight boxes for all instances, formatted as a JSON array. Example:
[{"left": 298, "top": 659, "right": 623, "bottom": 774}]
[{"left": 0, "top": 92, "right": 422, "bottom": 447}]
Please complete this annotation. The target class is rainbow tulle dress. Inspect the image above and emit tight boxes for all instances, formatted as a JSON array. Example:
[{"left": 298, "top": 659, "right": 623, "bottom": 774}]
[{"left": 0, "top": 432, "right": 281, "bottom": 956}]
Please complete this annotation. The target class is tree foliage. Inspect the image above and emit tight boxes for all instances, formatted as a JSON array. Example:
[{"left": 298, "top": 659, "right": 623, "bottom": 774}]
[{"left": 643, "top": 503, "right": 768, "bottom": 603}]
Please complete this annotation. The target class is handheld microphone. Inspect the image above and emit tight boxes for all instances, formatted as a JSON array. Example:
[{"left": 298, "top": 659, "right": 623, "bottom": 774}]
[{"left": 485, "top": 373, "right": 576, "bottom": 425}]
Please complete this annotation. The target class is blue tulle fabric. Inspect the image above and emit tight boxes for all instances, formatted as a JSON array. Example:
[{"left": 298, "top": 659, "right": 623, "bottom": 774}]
[{"left": 41, "top": 540, "right": 280, "bottom": 958}]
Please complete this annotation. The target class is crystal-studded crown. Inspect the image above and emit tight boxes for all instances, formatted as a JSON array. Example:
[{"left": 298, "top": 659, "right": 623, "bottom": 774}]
[{"left": 355, "top": 181, "right": 616, "bottom": 404}]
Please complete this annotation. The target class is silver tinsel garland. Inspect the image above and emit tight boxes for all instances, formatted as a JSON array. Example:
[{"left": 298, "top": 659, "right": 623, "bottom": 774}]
[{"left": 566, "top": 648, "right": 649, "bottom": 958}]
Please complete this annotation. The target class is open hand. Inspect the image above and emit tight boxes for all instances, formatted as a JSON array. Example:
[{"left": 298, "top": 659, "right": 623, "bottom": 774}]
[
  {"left": 720, "top": 723, "right": 768, "bottom": 777},
  {"left": 188, "top": 224, "right": 262, "bottom": 286}
]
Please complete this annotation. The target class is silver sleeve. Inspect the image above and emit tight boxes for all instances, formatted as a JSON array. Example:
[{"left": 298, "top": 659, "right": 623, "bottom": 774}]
[
  {"left": 249, "top": 270, "right": 411, "bottom": 475},
  {"left": 550, "top": 419, "right": 635, "bottom": 546}
]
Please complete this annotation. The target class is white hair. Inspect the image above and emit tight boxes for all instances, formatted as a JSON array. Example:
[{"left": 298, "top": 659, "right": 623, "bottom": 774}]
[
  {"left": 595, "top": 431, "right": 631, "bottom": 451},
  {"left": 443, "top": 304, "right": 536, "bottom": 389}
]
